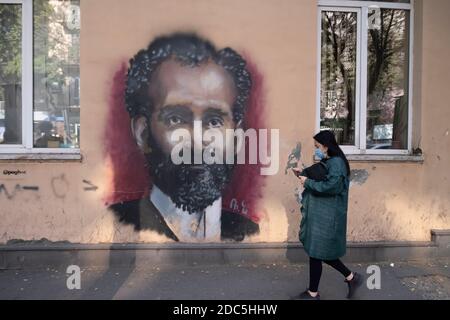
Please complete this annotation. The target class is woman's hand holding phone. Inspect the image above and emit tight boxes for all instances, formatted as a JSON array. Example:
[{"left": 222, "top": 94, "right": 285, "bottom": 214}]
[
  {"left": 291, "top": 167, "right": 302, "bottom": 177},
  {"left": 292, "top": 167, "right": 307, "bottom": 185}
]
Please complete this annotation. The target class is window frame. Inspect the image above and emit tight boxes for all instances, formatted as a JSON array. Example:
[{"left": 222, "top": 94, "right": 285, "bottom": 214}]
[
  {"left": 0, "top": 0, "right": 80, "bottom": 155},
  {"left": 317, "top": 0, "right": 414, "bottom": 155}
]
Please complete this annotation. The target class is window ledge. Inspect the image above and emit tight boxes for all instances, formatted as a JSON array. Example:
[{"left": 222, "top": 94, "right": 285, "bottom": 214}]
[
  {"left": 345, "top": 154, "right": 424, "bottom": 163},
  {"left": 314, "top": 154, "right": 424, "bottom": 163},
  {"left": 0, "top": 153, "right": 82, "bottom": 162}
]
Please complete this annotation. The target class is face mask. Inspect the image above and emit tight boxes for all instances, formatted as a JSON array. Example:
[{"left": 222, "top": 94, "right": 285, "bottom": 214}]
[{"left": 315, "top": 148, "right": 326, "bottom": 160}]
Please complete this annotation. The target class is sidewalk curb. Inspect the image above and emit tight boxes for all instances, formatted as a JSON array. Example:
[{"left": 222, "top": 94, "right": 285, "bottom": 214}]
[{"left": 0, "top": 229, "right": 448, "bottom": 269}]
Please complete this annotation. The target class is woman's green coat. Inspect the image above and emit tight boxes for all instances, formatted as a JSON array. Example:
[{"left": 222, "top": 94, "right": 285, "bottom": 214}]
[{"left": 299, "top": 156, "right": 350, "bottom": 261}]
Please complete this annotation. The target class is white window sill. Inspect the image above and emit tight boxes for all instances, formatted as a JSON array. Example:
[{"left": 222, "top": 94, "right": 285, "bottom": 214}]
[
  {"left": 345, "top": 154, "right": 424, "bottom": 162},
  {"left": 0, "top": 153, "right": 82, "bottom": 161},
  {"left": 315, "top": 154, "right": 424, "bottom": 163}
]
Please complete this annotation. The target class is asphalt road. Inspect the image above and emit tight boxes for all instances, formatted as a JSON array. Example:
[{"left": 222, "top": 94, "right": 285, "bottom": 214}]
[{"left": 0, "top": 258, "right": 448, "bottom": 300}]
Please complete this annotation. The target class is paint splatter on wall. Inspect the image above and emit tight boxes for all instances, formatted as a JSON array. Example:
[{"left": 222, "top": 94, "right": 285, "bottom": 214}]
[{"left": 285, "top": 142, "right": 302, "bottom": 174}]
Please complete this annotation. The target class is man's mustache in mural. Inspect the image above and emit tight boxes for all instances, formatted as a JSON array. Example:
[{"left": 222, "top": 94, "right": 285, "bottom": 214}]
[{"left": 146, "top": 131, "right": 234, "bottom": 213}]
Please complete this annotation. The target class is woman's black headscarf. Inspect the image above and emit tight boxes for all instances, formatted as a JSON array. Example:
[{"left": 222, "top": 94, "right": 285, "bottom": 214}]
[{"left": 314, "top": 130, "right": 351, "bottom": 176}]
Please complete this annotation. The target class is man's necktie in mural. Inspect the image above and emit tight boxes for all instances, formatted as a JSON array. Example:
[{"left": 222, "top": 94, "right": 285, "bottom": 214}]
[{"left": 104, "top": 33, "right": 268, "bottom": 242}]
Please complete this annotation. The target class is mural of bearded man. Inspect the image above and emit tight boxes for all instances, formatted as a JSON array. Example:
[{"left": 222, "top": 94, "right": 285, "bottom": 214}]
[{"left": 109, "top": 33, "right": 260, "bottom": 242}]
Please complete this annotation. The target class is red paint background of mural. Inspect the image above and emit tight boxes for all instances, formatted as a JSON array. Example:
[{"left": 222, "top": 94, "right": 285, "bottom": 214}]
[{"left": 103, "top": 56, "right": 266, "bottom": 223}]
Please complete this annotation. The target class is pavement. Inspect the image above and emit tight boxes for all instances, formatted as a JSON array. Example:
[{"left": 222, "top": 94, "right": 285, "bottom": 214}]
[{"left": 0, "top": 257, "right": 449, "bottom": 300}]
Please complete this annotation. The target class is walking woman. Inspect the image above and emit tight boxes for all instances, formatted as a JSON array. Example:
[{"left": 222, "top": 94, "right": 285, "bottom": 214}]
[{"left": 292, "top": 130, "right": 362, "bottom": 300}]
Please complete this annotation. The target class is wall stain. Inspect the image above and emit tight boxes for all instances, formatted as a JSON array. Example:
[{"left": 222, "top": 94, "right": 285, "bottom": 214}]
[
  {"left": 350, "top": 169, "right": 369, "bottom": 186},
  {"left": 6, "top": 238, "right": 71, "bottom": 245}
]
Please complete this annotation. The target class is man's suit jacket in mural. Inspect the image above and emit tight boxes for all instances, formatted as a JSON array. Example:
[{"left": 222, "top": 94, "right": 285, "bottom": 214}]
[{"left": 109, "top": 186, "right": 259, "bottom": 242}]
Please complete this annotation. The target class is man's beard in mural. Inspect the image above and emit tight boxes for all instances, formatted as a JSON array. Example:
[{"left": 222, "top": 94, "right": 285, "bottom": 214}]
[{"left": 146, "top": 140, "right": 235, "bottom": 213}]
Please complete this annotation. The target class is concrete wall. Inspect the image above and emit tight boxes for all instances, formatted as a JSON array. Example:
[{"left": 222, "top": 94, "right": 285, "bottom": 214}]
[{"left": 0, "top": 0, "right": 449, "bottom": 244}]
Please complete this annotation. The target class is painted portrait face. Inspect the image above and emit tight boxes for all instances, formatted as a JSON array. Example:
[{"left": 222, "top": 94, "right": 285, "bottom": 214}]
[
  {"left": 148, "top": 59, "right": 237, "bottom": 156},
  {"left": 133, "top": 58, "right": 239, "bottom": 213}
]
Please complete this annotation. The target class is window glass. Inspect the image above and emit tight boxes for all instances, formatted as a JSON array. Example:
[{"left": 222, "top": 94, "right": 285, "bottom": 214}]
[
  {"left": 33, "top": 0, "right": 80, "bottom": 148},
  {"left": 366, "top": 9, "right": 409, "bottom": 150},
  {"left": 320, "top": 11, "right": 358, "bottom": 146},
  {"left": 0, "top": 4, "right": 22, "bottom": 145}
]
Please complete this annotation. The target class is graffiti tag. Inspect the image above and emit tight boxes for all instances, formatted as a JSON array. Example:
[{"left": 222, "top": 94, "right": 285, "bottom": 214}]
[
  {"left": 0, "top": 184, "right": 39, "bottom": 200},
  {"left": 229, "top": 198, "right": 248, "bottom": 215},
  {"left": 82, "top": 179, "right": 98, "bottom": 191},
  {"left": 3, "top": 170, "right": 26, "bottom": 176},
  {"left": 51, "top": 174, "right": 69, "bottom": 199}
]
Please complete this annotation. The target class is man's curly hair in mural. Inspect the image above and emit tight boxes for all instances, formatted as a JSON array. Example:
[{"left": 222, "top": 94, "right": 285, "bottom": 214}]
[{"left": 125, "top": 33, "right": 252, "bottom": 126}]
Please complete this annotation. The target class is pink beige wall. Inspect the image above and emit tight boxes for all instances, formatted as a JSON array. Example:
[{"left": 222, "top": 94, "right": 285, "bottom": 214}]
[{"left": 0, "top": 0, "right": 449, "bottom": 244}]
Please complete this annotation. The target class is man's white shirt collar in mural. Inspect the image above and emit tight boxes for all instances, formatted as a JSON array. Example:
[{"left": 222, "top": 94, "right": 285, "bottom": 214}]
[{"left": 150, "top": 185, "right": 221, "bottom": 242}]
